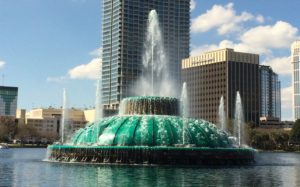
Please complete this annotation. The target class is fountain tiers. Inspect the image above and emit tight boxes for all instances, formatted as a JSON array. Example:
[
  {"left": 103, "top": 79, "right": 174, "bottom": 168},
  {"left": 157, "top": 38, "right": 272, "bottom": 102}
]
[
  {"left": 48, "top": 96, "right": 255, "bottom": 165},
  {"left": 120, "top": 96, "right": 179, "bottom": 116},
  {"left": 48, "top": 145, "right": 255, "bottom": 165}
]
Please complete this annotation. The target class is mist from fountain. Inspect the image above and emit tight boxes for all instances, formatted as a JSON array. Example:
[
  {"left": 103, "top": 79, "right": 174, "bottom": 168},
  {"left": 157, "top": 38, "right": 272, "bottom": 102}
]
[
  {"left": 234, "top": 91, "right": 245, "bottom": 147},
  {"left": 95, "top": 78, "right": 103, "bottom": 121},
  {"left": 180, "top": 82, "right": 189, "bottom": 144},
  {"left": 135, "top": 9, "right": 175, "bottom": 97},
  {"left": 218, "top": 96, "right": 226, "bottom": 132},
  {"left": 61, "top": 88, "right": 69, "bottom": 144}
]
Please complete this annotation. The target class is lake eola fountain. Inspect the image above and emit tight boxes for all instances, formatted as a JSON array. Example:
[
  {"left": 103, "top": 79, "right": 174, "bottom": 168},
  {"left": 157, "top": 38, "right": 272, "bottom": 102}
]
[{"left": 47, "top": 10, "right": 255, "bottom": 165}]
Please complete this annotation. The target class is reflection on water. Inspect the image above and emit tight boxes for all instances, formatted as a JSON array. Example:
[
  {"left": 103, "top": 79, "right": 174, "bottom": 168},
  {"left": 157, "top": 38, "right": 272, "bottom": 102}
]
[{"left": 1, "top": 149, "right": 300, "bottom": 187}]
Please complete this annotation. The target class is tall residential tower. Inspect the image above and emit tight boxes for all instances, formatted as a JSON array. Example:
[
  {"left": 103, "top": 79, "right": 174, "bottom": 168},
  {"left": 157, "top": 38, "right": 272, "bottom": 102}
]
[
  {"left": 292, "top": 40, "right": 300, "bottom": 120},
  {"left": 259, "top": 65, "right": 281, "bottom": 120},
  {"left": 102, "top": 0, "right": 190, "bottom": 110}
]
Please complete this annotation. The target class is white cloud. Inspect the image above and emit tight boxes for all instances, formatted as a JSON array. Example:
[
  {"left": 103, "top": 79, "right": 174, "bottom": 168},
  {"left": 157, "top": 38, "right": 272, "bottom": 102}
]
[
  {"left": 191, "top": 3, "right": 258, "bottom": 35},
  {"left": 47, "top": 76, "right": 67, "bottom": 83},
  {"left": 89, "top": 47, "right": 102, "bottom": 58},
  {"left": 256, "top": 15, "right": 265, "bottom": 23},
  {"left": 262, "top": 56, "right": 292, "bottom": 76},
  {"left": 47, "top": 48, "right": 102, "bottom": 82},
  {"left": 190, "top": 0, "right": 196, "bottom": 11},
  {"left": 191, "top": 21, "right": 299, "bottom": 56},
  {"left": 191, "top": 40, "right": 235, "bottom": 55},
  {"left": 68, "top": 58, "right": 101, "bottom": 80},
  {"left": 281, "top": 87, "right": 293, "bottom": 120},
  {"left": 0, "top": 60, "right": 5, "bottom": 69},
  {"left": 281, "top": 85, "right": 293, "bottom": 113},
  {"left": 190, "top": 39, "right": 266, "bottom": 56},
  {"left": 241, "top": 21, "right": 298, "bottom": 50}
]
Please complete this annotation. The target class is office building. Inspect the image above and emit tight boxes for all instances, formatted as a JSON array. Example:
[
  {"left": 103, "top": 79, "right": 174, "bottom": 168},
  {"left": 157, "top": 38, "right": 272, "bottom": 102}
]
[
  {"left": 19, "top": 108, "right": 88, "bottom": 142},
  {"left": 182, "top": 48, "right": 260, "bottom": 124},
  {"left": 0, "top": 86, "right": 18, "bottom": 117},
  {"left": 259, "top": 65, "right": 281, "bottom": 120},
  {"left": 292, "top": 40, "right": 300, "bottom": 120},
  {"left": 102, "top": 0, "right": 190, "bottom": 109}
]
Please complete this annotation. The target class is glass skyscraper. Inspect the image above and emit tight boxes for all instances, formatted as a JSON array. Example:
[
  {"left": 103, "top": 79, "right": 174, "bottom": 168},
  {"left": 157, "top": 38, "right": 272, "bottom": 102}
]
[
  {"left": 102, "top": 0, "right": 190, "bottom": 109},
  {"left": 292, "top": 40, "right": 300, "bottom": 120},
  {"left": 259, "top": 65, "right": 281, "bottom": 120},
  {"left": 0, "top": 86, "right": 18, "bottom": 116}
]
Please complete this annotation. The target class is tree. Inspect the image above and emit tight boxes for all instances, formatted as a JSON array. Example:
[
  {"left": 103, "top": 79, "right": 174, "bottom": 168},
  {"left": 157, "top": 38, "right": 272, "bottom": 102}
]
[
  {"left": 0, "top": 116, "right": 17, "bottom": 142},
  {"left": 15, "top": 125, "right": 40, "bottom": 144},
  {"left": 290, "top": 119, "right": 300, "bottom": 143}
]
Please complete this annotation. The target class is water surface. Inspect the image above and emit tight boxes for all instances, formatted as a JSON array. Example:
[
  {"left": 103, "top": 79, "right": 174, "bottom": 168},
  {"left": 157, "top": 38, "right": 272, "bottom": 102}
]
[{"left": 0, "top": 149, "right": 300, "bottom": 187}]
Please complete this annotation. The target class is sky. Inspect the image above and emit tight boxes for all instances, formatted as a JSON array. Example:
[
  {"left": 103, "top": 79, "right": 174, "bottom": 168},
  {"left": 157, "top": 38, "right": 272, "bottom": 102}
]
[{"left": 0, "top": 0, "right": 299, "bottom": 120}]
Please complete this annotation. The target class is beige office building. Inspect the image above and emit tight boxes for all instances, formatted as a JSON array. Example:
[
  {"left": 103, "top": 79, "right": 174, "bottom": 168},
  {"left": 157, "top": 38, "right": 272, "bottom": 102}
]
[
  {"left": 22, "top": 108, "right": 88, "bottom": 142},
  {"left": 182, "top": 48, "right": 260, "bottom": 124}
]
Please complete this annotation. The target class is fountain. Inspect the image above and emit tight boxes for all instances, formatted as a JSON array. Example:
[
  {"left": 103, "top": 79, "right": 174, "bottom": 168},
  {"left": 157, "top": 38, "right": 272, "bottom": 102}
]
[
  {"left": 180, "top": 82, "right": 189, "bottom": 145},
  {"left": 61, "top": 88, "right": 69, "bottom": 144},
  {"left": 234, "top": 92, "right": 245, "bottom": 147},
  {"left": 135, "top": 10, "right": 175, "bottom": 97},
  {"left": 95, "top": 78, "right": 103, "bottom": 121},
  {"left": 218, "top": 96, "right": 226, "bottom": 132},
  {"left": 48, "top": 96, "right": 255, "bottom": 165},
  {"left": 47, "top": 10, "right": 255, "bottom": 165}
]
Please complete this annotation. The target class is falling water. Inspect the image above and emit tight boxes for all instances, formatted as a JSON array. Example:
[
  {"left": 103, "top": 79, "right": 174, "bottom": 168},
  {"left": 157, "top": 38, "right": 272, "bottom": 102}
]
[
  {"left": 218, "top": 96, "right": 226, "bottom": 132},
  {"left": 180, "top": 82, "right": 189, "bottom": 144},
  {"left": 61, "top": 88, "right": 69, "bottom": 144},
  {"left": 135, "top": 9, "right": 175, "bottom": 97},
  {"left": 180, "top": 82, "right": 189, "bottom": 118},
  {"left": 95, "top": 78, "right": 103, "bottom": 121},
  {"left": 234, "top": 91, "right": 244, "bottom": 147}
]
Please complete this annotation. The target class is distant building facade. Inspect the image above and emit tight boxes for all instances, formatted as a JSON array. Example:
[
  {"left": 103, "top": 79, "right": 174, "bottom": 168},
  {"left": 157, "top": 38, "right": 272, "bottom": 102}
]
[
  {"left": 17, "top": 108, "right": 88, "bottom": 142},
  {"left": 0, "top": 86, "right": 18, "bottom": 116},
  {"left": 182, "top": 48, "right": 260, "bottom": 124},
  {"left": 259, "top": 65, "right": 281, "bottom": 120},
  {"left": 292, "top": 40, "right": 300, "bottom": 120},
  {"left": 102, "top": 0, "right": 190, "bottom": 110}
]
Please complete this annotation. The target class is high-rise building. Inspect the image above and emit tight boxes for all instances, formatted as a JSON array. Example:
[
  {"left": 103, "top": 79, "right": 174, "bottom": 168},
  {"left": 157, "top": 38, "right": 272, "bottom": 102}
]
[
  {"left": 292, "top": 40, "right": 300, "bottom": 120},
  {"left": 259, "top": 65, "right": 281, "bottom": 120},
  {"left": 182, "top": 48, "right": 260, "bottom": 124},
  {"left": 0, "top": 86, "right": 18, "bottom": 117},
  {"left": 102, "top": 0, "right": 190, "bottom": 109}
]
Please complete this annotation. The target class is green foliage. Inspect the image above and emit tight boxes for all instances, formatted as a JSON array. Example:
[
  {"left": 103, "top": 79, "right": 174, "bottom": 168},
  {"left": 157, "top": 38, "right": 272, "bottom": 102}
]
[
  {"left": 290, "top": 119, "right": 300, "bottom": 143},
  {"left": 0, "top": 116, "right": 17, "bottom": 142},
  {"left": 15, "top": 124, "right": 40, "bottom": 143},
  {"left": 250, "top": 128, "right": 290, "bottom": 150}
]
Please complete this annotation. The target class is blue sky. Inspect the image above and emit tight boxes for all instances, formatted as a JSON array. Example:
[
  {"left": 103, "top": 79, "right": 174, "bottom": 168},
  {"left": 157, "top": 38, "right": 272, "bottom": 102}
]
[{"left": 0, "top": 0, "right": 298, "bottom": 120}]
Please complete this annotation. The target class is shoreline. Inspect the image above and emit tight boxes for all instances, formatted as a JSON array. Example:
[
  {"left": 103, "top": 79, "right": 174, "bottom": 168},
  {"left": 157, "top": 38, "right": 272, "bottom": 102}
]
[{"left": 7, "top": 144, "right": 48, "bottom": 148}]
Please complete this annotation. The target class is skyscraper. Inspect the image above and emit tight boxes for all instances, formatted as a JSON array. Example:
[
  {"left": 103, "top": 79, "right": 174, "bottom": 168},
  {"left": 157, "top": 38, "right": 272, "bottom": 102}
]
[
  {"left": 259, "top": 65, "right": 281, "bottom": 120},
  {"left": 292, "top": 40, "right": 300, "bottom": 120},
  {"left": 102, "top": 0, "right": 190, "bottom": 110},
  {"left": 0, "top": 86, "right": 18, "bottom": 117},
  {"left": 182, "top": 48, "right": 260, "bottom": 124}
]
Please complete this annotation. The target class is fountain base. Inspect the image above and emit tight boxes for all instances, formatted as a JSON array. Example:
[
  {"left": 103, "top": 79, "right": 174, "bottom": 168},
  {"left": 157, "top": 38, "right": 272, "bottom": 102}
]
[{"left": 48, "top": 145, "right": 255, "bottom": 165}]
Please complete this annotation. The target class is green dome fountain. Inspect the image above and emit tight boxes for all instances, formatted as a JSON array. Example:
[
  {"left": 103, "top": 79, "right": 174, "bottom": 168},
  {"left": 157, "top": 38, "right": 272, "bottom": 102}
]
[{"left": 48, "top": 96, "right": 255, "bottom": 165}]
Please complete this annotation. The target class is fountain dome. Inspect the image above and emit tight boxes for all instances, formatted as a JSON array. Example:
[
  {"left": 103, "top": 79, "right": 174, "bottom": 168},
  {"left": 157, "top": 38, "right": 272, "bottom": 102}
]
[
  {"left": 70, "top": 97, "right": 230, "bottom": 147},
  {"left": 48, "top": 96, "right": 255, "bottom": 165}
]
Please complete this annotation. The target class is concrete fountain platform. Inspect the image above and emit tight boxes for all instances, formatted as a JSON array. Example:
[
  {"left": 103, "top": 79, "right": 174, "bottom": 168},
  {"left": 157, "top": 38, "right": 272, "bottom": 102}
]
[{"left": 48, "top": 145, "right": 255, "bottom": 165}]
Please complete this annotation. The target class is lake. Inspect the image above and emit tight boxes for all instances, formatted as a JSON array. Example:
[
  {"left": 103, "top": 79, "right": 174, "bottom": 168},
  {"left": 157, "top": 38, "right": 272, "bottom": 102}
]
[{"left": 0, "top": 148, "right": 300, "bottom": 187}]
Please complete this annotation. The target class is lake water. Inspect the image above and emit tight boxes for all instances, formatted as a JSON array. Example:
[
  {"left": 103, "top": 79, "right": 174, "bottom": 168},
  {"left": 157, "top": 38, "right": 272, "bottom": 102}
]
[{"left": 0, "top": 148, "right": 300, "bottom": 187}]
